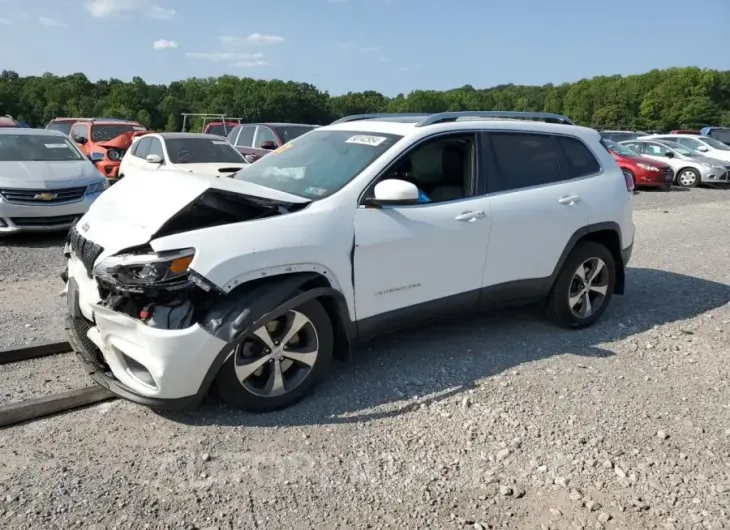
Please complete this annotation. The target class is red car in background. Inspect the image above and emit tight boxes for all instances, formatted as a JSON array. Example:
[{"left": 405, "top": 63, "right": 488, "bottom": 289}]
[
  {"left": 0, "top": 115, "right": 21, "bottom": 128},
  {"left": 670, "top": 129, "right": 700, "bottom": 135},
  {"left": 203, "top": 121, "right": 240, "bottom": 137},
  {"left": 603, "top": 139, "right": 674, "bottom": 188}
]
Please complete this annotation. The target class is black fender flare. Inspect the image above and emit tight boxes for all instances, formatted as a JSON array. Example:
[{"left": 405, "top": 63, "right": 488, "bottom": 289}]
[
  {"left": 195, "top": 273, "right": 355, "bottom": 398},
  {"left": 549, "top": 221, "right": 627, "bottom": 295}
]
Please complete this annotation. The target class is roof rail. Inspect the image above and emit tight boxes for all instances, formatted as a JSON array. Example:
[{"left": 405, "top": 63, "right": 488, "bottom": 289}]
[
  {"left": 415, "top": 111, "right": 574, "bottom": 127},
  {"left": 330, "top": 113, "right": 429, "bottom": 125}
]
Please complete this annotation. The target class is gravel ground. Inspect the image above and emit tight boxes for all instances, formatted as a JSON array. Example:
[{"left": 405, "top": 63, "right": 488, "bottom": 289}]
[
  {"left": 0, "top": 188, "right": 729, "bottom": 529},
  {"left": 0, "top": 232, "right": 67, "bottom": 349}
]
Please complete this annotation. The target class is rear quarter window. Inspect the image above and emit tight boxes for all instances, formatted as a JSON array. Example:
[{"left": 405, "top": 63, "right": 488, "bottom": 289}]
[{"left": 556, "top": 136, "right": 601, "bottom": 178}]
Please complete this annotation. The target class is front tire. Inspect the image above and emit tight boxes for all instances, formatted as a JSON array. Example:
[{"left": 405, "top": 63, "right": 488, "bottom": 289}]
[
  {"left": 547, "top": 242, "right": 616, "bottom": 329},
  {"left": 675, "top": 167, "right": 700, "bottom": 188},
  {"left": 213, "top": 298, "right": 333, "bottom": 412}
]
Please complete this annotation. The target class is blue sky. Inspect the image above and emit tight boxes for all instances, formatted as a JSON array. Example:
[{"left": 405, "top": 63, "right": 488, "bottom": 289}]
[{"left": 1, "top": 0, "right": 729, "bottom": 96}]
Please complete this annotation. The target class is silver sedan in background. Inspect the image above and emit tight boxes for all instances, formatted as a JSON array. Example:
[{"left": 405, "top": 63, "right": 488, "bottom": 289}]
[
  {"left": 0, "top": 128, "right": 109, "bottom": 235},
  {"left": 619, "top": 138, "right": 729, "bottom": 187}
]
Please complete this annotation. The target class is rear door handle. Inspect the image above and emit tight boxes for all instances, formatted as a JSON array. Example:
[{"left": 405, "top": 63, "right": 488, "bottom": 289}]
[
  {"left": 455, "top": 210, "right": 486, "bottom": 222},
  {"left": 558, "top": 195, "right": 581, "bottom": 205}
]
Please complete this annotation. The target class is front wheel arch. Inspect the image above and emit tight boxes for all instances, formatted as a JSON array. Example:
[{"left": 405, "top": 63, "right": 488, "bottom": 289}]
[{"left": 194, "top": 273, "right": 355, "bottom": 401}]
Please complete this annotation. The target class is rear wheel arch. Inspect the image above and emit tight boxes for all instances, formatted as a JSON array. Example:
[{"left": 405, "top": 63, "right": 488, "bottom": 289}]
[{"left": 551, "top": 223, "right": 625, "bottom": 295}]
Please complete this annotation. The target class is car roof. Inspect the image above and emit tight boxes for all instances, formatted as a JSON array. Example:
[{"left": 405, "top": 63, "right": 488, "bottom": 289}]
[
  {"left": 320, "top": 118, "right": 598, "bottom": 141},
  {"left": 0, "top": 127, "right": 67, "bottom": 136},
  {"left": 258, "top": 122, "right": 317, "bottom": 127},
  {"left": 91, "top": 120, "right": 142, "bottom": 126},
  {"left": 155, "top": 132, "right": 228, "bottom": 141}
]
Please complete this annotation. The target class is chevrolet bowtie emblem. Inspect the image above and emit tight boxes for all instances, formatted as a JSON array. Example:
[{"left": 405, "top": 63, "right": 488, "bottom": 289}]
[{"left": 34, "top": 192, "right": 57, "bottom": 201}]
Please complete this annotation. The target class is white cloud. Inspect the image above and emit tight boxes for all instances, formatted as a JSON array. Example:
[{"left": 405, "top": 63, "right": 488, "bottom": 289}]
[
  {"left": 39, "top": 16, "right": 69, "bottom": 27},
  {"left": 358, "top": 46, "right": 380, "bottom": 53},
  {"left": 220, "top": 33, "right": 284, "bottom": 46},
  {"left": 233, "top": 60, "right": 268, "bottom": 68},
  {"left": 0, "top": 17, "right": 10, "bottom": 25},
  {"left": 152, "top": 39, "right": 177, "bottom": 51},
  {"left": 185, "top": 52, "right": 265, "bottom": 62},
  {"left": 247, "top": 33, "right": 284, "bottom": 44},
  {"left": 85, "top": 0, "right": 175, "bottom": 20}
]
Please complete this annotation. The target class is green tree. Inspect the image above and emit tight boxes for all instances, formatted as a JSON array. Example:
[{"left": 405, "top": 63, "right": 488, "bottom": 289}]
[{"left": 0, "top": 67, "right": 728, "bottom": 131}]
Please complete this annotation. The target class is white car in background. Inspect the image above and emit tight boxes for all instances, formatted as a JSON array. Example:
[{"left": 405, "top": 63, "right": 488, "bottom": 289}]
[
  {"left": 119, "top": 132, "right": 250, "bottom": 179},
  {"left": 0, "top": 128, "right": 108, "bottom": 234},
  {"left": 620, "top": 138, "right": 729, "bottom": 187},
  {"left": 643, "top": 134, "right": 730, "bottom": 164}
]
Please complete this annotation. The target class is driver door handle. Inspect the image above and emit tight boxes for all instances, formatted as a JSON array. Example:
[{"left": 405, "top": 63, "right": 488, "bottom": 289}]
[
  {"left": 455, "top": 210, "right": 486, "bottom": 222},
  {"left": 558, "top": 195, "right": 581, "bottom": 205}
]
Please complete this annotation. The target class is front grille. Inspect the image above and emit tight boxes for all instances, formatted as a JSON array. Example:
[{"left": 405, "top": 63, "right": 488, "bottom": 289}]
[
  {"left": 11, "top": 215, "right": 78, "bottom": 227},
  {"left": 68, "top": 225, "right": 104, "bottom": 274},
  {"left": 661, "top": 168, "right": 674, "bottom": 182},
  {"left": 0, "top": 186, "right": 87, "bottom": 205}
]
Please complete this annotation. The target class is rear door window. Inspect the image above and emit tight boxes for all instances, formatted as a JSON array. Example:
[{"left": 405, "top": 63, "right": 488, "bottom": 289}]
[{"left": 487, "top": 132, "right": 564, "bottom": 192}]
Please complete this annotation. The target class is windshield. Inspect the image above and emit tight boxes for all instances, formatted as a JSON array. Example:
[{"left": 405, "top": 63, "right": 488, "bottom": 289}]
[
  {"left": 234, "top": 130, "right": 403, "bottom": 199},
  {"left": 166, "top": 138, "right": 246, "bottom": 164},
  {"left": 91, "top": 124, "right": 145, "bottom": 142},
  {"left": 700, "top": 136, "right": 730, "bottom": 150},
  {"left": 0, "top": 134, "right": 84, "bottom": 161},
  {"left": 46, "top": 122, "right": 74, "bottom": 136},
  {"left": 205, "top": 124, "right": 235, "bottom": 137},
  {"left": 272, "top": 125, "right": 316, "bottom": 144},
  {"left": 605, "top": 139, "right": 637, "bottom": 157}
]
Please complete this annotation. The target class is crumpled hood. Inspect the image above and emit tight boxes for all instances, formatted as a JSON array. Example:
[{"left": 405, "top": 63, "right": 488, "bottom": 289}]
[
  {"left": 0, "top": 160, "right": 103, "bottom": 188},
  {"left": 76, "top": 168, "right": 309, "bottom": 257},
  {"left": 172, "top": 162, "right": 248, "bottom": 178},
  {"left": 98, "top": 132, "right": 146, "bottom": 150}
]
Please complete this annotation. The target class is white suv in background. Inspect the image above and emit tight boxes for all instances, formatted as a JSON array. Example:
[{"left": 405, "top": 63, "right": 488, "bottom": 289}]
[{"left": 63, "top": 111, "right": 635, "bottom": 412}]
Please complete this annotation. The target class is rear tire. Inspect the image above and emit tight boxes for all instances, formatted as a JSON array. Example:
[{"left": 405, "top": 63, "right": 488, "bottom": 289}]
[
  {"left": 213, "top": 298, "right": 333, "bottom": 412},
  {"left": 547, "top": 242, "right": 616, "bottom": 329}
]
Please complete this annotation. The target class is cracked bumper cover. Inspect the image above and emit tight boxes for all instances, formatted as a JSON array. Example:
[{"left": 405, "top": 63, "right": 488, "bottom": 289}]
[{"left": 65, "top": 256, "right": 229, "bottom": 409}]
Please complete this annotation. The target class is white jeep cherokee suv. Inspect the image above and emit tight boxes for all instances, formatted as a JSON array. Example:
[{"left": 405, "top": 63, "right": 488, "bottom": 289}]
[{"left": 63, "top": 111, "right": 635, "bottom": 412}]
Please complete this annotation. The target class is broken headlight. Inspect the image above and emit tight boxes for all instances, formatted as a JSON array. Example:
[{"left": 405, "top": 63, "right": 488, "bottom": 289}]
[{"left": 93, "top": 248, "right": 195, "bottom": 290}]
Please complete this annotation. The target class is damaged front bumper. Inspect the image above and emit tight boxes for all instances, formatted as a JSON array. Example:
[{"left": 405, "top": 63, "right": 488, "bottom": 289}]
[{"left": 64, "top": 254, "right": 229, "bottom": 408}]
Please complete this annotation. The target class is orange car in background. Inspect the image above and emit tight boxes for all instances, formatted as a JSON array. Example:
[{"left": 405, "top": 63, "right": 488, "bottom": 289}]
[{"left": 68, "top": 119, "right": 149, "bottom": 180}]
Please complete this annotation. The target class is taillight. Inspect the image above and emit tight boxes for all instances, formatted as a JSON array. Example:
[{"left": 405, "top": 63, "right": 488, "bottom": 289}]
[{"left": 622, "top": 170, "right": 635, "bottom": 192}]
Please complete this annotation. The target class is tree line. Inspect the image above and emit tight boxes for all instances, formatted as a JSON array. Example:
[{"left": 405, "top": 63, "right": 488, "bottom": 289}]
[{"left": 1, "top": 66, "right": 729, "bottom": 132}]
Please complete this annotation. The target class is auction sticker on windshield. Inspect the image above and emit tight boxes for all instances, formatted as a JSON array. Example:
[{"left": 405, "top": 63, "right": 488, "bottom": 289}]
[
  {"left": 272, "top": 143, "right": 293, "bottom": 155},
  {"left": 345, "top": 135, "right": 387, "bottom": 146},
  {"left": 45, "top": 143, "right": 69, "bottom": 148}
]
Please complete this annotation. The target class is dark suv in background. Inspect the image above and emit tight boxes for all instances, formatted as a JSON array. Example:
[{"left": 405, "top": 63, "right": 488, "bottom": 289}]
[{"left": 225, "top": 122, "right": 318, "bottom": 161}]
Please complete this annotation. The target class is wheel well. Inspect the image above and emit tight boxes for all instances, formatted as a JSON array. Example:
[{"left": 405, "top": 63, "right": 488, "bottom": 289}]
[
  {"left": 578, "top": 229, "right": 625, "bottom": 294},
  {"left": 300, "top": 274, "right": 352, "bottom": 361},
  {"left": 224, "top": 272, "right": 352, "bottom": 361}
]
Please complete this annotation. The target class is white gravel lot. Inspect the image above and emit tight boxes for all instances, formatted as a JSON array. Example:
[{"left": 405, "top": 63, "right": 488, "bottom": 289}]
[{"left": 0, "top": 187, "right": 729, "bottom": 530}]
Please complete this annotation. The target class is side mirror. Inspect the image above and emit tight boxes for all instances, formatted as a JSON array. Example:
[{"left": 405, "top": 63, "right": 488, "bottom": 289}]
[
  {"left": 697, "top": 145, "right": 709, "bottom": 152},
  {"left": 665, "top": 151, "right": 675, "bottom": 158},
  {"left": 260, "top": 140, "right": 276, "bottom": 150},
  {"left": 364, "top": 179, "right": 420, "bottom": 207},
  {"left": 146, "top": 154, "right": 163, "bottom": 164},
  {"left": 74, "top": 136, "right": 87, "bottom": 145},
  {"left": 88, "top": 152, "right": 104, "bottom": 163}
]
